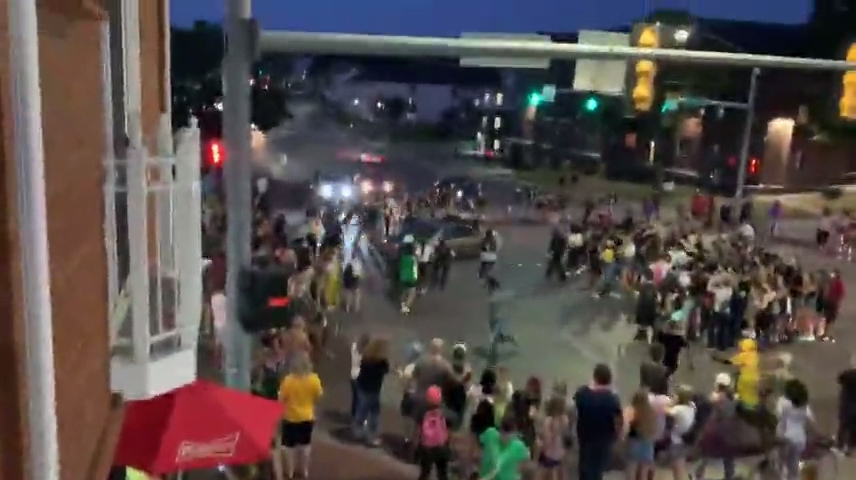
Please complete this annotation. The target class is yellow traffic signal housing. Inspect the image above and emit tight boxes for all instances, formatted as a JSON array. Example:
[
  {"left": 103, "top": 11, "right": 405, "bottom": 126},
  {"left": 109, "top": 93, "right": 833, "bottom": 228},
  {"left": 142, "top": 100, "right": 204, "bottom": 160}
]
[
  {"left": 841, "top": 43, "right": 856, "bottom": 119},
  {"left": 632, "top": 26, "right": 659, "bottom": 112}
]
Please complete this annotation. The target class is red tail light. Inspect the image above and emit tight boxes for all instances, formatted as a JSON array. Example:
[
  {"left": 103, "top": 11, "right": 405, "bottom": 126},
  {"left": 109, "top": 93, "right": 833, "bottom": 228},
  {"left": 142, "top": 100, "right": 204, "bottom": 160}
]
[
  {"left": 209, "top": 141, "right": 223, "bottom": 165},
  {"left": 749, "top": 157, "right": 759, "bottom": 175}
]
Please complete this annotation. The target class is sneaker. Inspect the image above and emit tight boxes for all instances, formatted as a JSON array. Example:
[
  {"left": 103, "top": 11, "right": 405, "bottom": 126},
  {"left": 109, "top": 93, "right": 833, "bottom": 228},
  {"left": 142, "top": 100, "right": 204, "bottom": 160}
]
[{"left": 401, "top": 305, "right": 411, "bottom": 314}]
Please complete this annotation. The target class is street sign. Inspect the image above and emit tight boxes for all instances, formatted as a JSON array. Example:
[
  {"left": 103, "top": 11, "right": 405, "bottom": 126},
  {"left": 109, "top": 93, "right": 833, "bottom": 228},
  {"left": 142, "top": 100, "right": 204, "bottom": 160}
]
[
  {"left": 459, "top": 33, "right": 551, "bottom": 69},
  {"left": 573, "top": 30, "right": 630, "bottom": 94}
]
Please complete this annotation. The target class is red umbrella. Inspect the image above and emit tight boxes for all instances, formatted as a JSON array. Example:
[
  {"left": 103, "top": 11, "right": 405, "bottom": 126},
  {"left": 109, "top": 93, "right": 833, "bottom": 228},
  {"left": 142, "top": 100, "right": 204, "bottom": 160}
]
[{"left": 114, "top": 379, "right": 283, "bottom": 475}]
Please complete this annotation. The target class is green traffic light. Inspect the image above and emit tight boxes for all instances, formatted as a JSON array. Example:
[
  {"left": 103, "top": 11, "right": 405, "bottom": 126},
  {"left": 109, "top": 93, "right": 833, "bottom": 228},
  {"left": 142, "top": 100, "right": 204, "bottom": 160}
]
[
  {"left": 583, "top": 97, "right": 599, "bottom": 111},
  {"left": 528, "top": 92, "right": 542, "bottom": 106}
]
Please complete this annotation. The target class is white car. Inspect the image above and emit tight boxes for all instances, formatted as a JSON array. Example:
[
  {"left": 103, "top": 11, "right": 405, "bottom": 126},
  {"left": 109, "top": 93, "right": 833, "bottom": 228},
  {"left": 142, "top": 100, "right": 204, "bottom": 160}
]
[{"left": 314, "top": 174, "right": 356, "bottom": 201}]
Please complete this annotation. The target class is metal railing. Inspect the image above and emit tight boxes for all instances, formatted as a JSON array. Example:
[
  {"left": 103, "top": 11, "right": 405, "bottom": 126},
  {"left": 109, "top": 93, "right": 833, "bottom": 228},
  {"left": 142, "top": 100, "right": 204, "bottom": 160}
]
[{"left": 108, "top": 115, "right": 203, "bottom": 361}]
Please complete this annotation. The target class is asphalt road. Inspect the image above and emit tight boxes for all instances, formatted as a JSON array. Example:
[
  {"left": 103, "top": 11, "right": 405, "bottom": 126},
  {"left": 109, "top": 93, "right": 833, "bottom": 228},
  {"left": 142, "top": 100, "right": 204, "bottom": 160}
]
[{"left": 257, "top": 109, "right": 856, "bottom": 435}]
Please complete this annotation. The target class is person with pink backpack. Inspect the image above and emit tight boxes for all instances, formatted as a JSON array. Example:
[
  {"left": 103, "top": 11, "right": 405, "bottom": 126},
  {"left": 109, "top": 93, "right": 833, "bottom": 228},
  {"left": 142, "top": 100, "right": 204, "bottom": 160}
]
[{"left": 417, "top": 386, "right": 452, "bottom": 480}]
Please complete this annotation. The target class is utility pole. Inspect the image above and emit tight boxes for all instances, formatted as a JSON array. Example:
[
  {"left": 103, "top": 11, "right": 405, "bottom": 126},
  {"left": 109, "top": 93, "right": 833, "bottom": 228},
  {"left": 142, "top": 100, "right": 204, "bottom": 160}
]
[
  {"left": 734, "top": 67, "right": 760, "bottom": 199},
  {"left": 222, "top": 0, "right": 253, "bottom": 390}
]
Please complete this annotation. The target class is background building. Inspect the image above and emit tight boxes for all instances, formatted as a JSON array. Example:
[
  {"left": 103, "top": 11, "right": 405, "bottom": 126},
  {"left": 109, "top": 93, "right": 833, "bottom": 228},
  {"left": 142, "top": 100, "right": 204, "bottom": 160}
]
[{"left": 0, "top": 1, "right": 169, "bottom": 478}]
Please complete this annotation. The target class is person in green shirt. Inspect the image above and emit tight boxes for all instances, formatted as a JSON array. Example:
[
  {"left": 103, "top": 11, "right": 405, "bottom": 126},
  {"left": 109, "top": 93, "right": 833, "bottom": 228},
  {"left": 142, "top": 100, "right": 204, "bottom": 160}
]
[
  {"left": 398, "top": 237, "right": 419, "bottom": 314},
  {"left": 478, "top": 418, "right": 531, "bottom": 480}
]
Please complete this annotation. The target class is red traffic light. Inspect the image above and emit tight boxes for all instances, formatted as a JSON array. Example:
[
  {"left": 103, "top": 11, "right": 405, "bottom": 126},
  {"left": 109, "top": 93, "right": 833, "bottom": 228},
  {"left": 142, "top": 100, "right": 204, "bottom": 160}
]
[{"left": 267, "top": 297, "right": 291, "bottom": 308}]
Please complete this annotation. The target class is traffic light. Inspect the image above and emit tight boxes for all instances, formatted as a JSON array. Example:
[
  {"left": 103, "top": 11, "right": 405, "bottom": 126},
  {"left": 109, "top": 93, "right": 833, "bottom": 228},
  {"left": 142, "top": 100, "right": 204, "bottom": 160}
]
[
  {"left": 527, "top": 91, "right": 542, "bottom": 107},
  {"left": 238, "top": 265, "right": 296, "bottom": 333},
  {"left": 840, "top": 43, "right": 856, "bottom": 119},
  {"left": 583, "top": 96, "right": 599, "bottom": 112},
  {"left": 632, "top": 25, "right": 660, "bottom": 112}
]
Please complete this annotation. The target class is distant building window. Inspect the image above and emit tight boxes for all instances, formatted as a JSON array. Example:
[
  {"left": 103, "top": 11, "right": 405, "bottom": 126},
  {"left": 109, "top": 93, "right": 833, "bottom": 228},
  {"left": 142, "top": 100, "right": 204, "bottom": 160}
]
[
  {"left": 494, "top": 116, "right": 502, "bottom": 130},
  {"left": 496, "top": 93, "right": 504, "bottom": 106}
]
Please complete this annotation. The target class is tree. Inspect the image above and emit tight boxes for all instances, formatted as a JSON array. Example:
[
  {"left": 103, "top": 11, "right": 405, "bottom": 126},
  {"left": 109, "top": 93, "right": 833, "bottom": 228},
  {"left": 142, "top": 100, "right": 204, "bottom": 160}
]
[
  {"left": 808, "top": 0, "right": 856, "bottom": 56},
  {"left": 171, "top": 21, "right": 224, "bottom": 84}
]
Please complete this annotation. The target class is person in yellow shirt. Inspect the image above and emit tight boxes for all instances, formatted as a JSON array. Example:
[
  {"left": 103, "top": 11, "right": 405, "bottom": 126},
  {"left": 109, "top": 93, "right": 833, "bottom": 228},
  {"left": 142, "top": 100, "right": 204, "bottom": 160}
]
[
  {"left": 594, "top": 240, "right": 620, "bottom": 299},
  {"left": 278, "top": 351, "right": 323, "bottom": 479},
  {"left": 731, "top": 338, "right": 760, "bottom": 408}
]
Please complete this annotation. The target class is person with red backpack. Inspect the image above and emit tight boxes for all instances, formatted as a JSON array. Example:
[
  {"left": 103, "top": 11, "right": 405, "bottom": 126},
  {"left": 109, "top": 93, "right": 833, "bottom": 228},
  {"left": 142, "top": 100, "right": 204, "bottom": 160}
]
[{"left": 417, "top": 386, "right": 452, "bottom": 480}]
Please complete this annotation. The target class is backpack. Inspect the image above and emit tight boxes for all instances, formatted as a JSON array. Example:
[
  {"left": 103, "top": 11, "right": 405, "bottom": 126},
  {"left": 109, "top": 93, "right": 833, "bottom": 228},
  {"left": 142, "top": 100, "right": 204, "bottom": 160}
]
[{"left": 420, "top": 409, "right": 449, "bottom": 447}]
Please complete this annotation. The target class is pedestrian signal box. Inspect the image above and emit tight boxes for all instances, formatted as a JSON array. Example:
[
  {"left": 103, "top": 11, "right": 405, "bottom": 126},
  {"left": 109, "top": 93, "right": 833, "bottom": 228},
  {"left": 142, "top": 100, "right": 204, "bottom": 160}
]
[{"left": 238, "top": 265, "right": 294, "bottom": 333}]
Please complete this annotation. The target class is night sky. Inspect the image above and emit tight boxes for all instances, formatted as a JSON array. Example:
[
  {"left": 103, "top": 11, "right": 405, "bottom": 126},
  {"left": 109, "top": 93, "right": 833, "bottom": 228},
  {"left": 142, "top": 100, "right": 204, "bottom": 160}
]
[{"left": 172, "top": 0, "right": 811, "bottom": 36}]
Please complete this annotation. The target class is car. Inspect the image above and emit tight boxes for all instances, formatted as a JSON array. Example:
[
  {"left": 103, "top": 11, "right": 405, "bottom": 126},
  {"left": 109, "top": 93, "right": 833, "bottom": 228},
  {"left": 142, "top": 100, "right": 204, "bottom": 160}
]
[
  {"left": 354, "top": 166, "right": 397, "bottom": 198},
  {"left": 358, "top": 152, "right": 384, "bottom": 163},
  {"left": 380, "top": 216, "right": 482, "bottom": 260},
  {"left": 313, "top": 171, "right": 358, "bottom": 201},
  {"left": 434, "top": 175, "right": 482, "bottom": 201}
]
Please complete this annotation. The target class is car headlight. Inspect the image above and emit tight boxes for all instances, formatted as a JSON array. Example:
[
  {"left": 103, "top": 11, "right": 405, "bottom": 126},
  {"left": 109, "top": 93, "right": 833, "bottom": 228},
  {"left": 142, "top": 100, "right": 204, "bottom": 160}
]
[
  {"left": 319, "top": 184, "right": 333, "bottom": 198},
  {"left": 341, "top": 185, "right": 353, "bottom": 198},
  {"left": 361, "top": 180, "right": 373, "bottom": 193},
  {"left": 456, "top": 190, "right": 463, "bottom": 198},
  {"left": 382, "top": 181, "right": 393, "bottom": 192}
]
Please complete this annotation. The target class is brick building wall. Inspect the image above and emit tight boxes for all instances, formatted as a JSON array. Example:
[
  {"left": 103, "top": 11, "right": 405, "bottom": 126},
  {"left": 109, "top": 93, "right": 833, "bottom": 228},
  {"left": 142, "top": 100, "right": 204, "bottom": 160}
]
[{"left": 0, "top": 1, "right": 167, "bottom": 479}]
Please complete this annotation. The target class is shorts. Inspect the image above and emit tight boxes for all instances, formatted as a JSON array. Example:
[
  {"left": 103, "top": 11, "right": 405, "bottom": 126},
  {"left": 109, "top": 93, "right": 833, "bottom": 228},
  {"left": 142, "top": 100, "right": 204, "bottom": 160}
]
[
  {"left": 816, "top": 229, "right": 830, "bottom": 246},
  {"left": 281, "top": 420, "right": 314, "bottom": 447},
  {"left": 666, "top": 443, "right": 689, "bottom": 461},
  {"left": 538, "top": 454, "right": 562, "bottom": 468},
  {"left": 626, "top": 438, "right": 654, "bottom": 463}
]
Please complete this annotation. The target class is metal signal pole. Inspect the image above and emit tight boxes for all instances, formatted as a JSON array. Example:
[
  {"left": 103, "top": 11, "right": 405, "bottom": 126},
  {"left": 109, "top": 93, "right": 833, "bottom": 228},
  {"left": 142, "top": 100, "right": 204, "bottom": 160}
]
[
  {"left": 222, "top": 0, "right": 253, "bottom": 390},
  {"left": 735, "top": 67, "right": 760, "bottom": 199}
]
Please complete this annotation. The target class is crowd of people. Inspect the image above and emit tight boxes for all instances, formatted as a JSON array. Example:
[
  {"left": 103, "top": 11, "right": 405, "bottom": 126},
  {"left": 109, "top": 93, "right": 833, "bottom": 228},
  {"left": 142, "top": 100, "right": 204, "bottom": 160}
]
[
  {"left": 200, "top": 177, "right": 856, "bottom": 480},
  {"left": 338, "top": 331, "right": 854, "bottom": 480},
  {"left": 541, "top": 200, "right": 847, "bottom": 351}
]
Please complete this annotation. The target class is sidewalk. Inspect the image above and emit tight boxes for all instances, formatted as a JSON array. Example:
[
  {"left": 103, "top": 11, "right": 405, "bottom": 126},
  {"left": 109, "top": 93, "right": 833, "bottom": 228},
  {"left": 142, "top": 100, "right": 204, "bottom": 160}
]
[{"left": 309, "top": 432, "right": 416, "bottom": 480}]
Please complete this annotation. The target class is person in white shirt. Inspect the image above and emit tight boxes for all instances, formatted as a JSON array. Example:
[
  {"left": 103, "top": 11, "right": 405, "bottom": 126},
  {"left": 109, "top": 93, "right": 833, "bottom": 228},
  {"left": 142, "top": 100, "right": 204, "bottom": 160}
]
[
  {"left": 416, "top": 241, "right": 434, "bottom": 294},
  {"left": 738, "top": 221, "right": 755, "bottom": 244},
  {"left": 776, "top": 379, "right": 815, "bottom": 480},
  {"left": 666, "top": 387, "right": 696, "bottom": 480}
]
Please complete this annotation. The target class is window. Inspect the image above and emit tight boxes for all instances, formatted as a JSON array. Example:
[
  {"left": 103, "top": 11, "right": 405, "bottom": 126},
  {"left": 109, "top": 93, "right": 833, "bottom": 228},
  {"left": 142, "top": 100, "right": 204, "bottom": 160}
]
[
  {"left": 493, "top": 139, "right": 501, "bottom": 151},
  {"left": 445, "top": 224, "right": 474, "bottom": 239},
  {"left": 496, "top": 93, "right": 504, "bottom": 106},
  {"left": 493, "top": 116, "right": 502, "bottom": 130}
]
